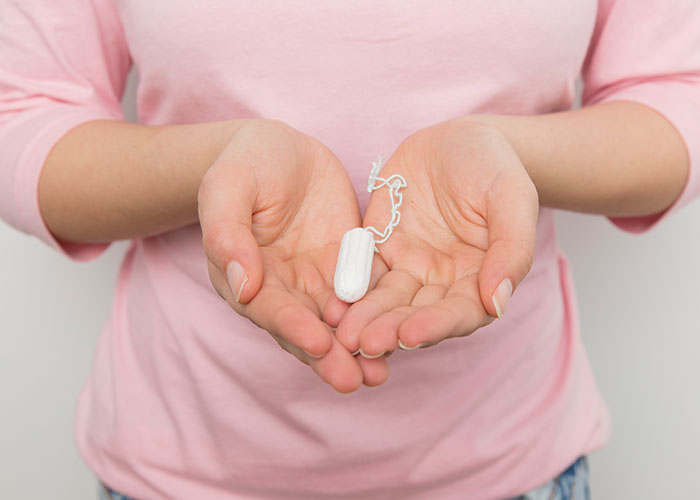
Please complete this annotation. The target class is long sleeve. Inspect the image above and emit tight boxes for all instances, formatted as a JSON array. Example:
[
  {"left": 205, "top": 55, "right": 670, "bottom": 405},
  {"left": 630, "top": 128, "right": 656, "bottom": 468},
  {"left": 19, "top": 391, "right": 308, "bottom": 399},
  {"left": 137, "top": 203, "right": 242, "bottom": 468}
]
[
  {"left": 581, "top": 0, "right": 700, "bottom": 233},
  {"left": 0, "top": 0, "right": 131, "bottom": 260}
]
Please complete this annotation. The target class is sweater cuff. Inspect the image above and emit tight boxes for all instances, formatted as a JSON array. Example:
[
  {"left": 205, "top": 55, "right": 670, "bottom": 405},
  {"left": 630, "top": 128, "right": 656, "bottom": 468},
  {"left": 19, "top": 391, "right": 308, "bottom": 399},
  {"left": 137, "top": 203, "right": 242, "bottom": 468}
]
[
  {"left": 11, "top": 105, "right": 122, "bottom": 261},
  {"left": 594, "top": 81, "right": 700, "bottom": 234}
]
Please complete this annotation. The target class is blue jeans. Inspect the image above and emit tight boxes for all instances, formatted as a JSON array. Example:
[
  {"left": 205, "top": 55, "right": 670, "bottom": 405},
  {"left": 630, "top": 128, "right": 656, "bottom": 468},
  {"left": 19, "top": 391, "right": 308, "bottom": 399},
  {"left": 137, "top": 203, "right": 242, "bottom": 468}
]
[
  {"left": 99, "top": 456, "right": 589, "bottom": 500},
  {"left": 509, "top": 456, "right": 589, "bottom": 500}
]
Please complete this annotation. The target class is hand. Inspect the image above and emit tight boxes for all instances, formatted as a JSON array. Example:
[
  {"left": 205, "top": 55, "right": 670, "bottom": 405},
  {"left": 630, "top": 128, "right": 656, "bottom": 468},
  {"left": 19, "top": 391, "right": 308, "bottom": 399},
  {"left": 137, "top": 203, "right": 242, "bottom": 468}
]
[
  {"left": 336, "top": 118, "right": 539, "bottom": 359},
  {"left": 198, "top": 119, "right": 387, "bottom": 393}
]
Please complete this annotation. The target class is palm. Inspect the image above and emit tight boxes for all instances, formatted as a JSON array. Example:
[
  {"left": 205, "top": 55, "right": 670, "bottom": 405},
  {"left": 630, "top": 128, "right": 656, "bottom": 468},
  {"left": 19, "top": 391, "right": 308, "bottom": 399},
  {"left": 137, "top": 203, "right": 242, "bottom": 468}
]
[
  {"left": 200, "top": 120, "right": 388, "bottom": 392},
  {"left": 336, "top": 120, "right": 538, "bottom": 357},
  {"left": 249, "top": 145, "right": 361, "bottom": 330},
  {"left": 381, "top": 174, "right": 489, "bottom": 323}
]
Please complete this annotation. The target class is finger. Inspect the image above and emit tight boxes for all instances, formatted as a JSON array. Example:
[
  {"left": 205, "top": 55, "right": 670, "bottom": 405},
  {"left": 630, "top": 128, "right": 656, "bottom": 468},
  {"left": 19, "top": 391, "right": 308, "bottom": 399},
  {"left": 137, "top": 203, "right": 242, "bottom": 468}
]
[
  {"left": 354, "top": 263, "right": 447, "bottom": 356},
  {"left": 410, "top": 284, "right": 448, "bottom": 307},
  {"left": 309, "top": 336, "right": 364, "bottom": 393},
  {"left": 367, "top": 253, "right": 390, "bottom": 289},
  {"left": 479, "top": 170, "right": 538, "bottom": 318},
  {"left": 322, "top": 295, "right": 351, "bottom": 328},
  {"left": 399, "top": 277, "right": 493, "bottom": 348},
  {"left": 335, "top": 269, "right": 421, "bottom": 353},
  {"left": 356, "top": 355, "right": 390, "bottom": 387},
  {"left": 359, "top": 306, "right": 415, "bottom": 357},
  {"left": 242, "top": 275, "right": 334, "bottom": 357},
  {"left": 209, "top": 262, "right": 332, "bottom": 356},
  {"left": 272, "top": 331, "right": 364, "bottom": 394},
  {"left": 198, "top": 163, "right": 263, "bottom": 305}
]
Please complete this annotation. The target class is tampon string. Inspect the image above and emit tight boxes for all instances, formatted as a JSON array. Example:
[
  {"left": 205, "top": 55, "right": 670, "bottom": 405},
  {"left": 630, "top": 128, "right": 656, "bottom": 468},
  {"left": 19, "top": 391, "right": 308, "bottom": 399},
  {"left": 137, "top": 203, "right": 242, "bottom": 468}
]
[{"left": 365, "top": 155, "right": 406, "bottom": 247}]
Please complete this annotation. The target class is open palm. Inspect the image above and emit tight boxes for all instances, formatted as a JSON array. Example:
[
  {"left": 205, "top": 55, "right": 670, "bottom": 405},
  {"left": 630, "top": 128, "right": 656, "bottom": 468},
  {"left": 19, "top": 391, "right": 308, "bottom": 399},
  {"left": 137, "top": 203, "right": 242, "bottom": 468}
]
[
  {"left": 336, "top": 119, "right": 539, "bottom": 358},
  {"left": 199, "top": 120, "right": 385, "bottom": 392}
]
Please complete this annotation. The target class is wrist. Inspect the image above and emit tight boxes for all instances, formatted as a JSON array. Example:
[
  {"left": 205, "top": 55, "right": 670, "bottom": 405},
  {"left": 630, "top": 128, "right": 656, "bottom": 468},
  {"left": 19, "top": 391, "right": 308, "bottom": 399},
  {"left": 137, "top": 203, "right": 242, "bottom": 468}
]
[
  {"left": 189, "top": 119, "right": 247, "bottom": 186},
  {"left": 456, "top": 103, "right": 690, "bottom": 217},
  {"left": 448, "top": 114, "right": 549, "bottom": 204},
  {"left": 157, "top": 118, "right": 247, "bottom": 226}
]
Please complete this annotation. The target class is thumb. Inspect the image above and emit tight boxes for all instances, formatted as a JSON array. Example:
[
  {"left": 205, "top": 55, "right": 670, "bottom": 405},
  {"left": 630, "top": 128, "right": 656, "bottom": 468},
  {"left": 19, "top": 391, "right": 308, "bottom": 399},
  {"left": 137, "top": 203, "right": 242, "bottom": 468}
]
[
  {"left": 478, "top": 171, "right": 538, "bottom": 318},
  {"left": 198, "top": 165, "right": 263, "bottom": 305}
]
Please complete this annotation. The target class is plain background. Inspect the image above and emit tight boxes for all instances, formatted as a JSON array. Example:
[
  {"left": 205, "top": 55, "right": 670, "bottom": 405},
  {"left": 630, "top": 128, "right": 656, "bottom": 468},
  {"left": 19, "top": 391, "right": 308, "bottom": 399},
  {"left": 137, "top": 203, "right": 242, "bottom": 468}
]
[{"left": 1, "top": 67, "right": 699, "bottom": 499}]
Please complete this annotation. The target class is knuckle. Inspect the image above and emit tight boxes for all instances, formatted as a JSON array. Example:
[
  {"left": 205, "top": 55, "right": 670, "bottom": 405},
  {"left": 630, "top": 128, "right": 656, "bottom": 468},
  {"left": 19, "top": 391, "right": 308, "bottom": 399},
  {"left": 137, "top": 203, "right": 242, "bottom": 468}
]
[
  {"left": 301, "top": 334, "right": 329, "bottom": 356},
  {"left": 201, "top": 224, "right": 237, "bottom": 264},
  {"left": 201, "top": 224, "right": 224, "bottom": 252}
]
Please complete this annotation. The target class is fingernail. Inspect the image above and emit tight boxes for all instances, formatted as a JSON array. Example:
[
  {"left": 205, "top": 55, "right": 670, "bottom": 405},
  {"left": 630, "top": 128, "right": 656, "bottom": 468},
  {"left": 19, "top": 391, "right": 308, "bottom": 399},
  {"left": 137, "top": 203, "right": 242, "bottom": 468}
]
[
  {"left": 352, "top": 349, "right": 361, "bottom": 356},
  {"left": 398, "top": 339, "right": 427, "bottom": 350},
  {"left": 358, "top": 348, "right": 386, "bottom": 359},
  {"left": 226, "top": 260, "right": 248, "bottom": 303},
  {"left": 492, "top": 279, "right": 513, "bottom": 318}
]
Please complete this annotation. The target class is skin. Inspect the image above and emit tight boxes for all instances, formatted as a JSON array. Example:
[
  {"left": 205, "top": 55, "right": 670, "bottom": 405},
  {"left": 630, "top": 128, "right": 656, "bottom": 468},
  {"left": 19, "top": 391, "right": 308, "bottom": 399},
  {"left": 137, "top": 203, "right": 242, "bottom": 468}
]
[
  {"left": 38, "top": 101, "right": 689, "bottom": 393},
  {"left": 40, "top": 117, "right": 388, "bottom": 392},
  {"left": 39, "top": 119, "right": 241, "bottom": 242},
  {"left": 197, "top": 120, "right": 388, "bottom": 392},
  {"left": 335, "top": 120, "right": 538, "bottom": 358}
]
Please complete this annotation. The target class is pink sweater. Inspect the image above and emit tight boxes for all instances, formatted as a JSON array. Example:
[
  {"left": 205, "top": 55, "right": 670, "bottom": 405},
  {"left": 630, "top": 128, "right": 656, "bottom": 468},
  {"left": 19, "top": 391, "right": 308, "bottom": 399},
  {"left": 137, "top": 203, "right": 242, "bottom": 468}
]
[{"left": 2, "top": 1, "right": 700, "bottom": 499}]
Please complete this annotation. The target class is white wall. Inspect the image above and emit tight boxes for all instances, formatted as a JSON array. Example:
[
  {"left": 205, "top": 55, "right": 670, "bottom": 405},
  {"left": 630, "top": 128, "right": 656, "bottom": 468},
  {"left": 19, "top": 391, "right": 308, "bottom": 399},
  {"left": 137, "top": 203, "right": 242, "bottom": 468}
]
[
  {"left": 0, "top": 69, "right": 138, "bottom": 499},
  {"left": 1, "top": 68, "right": 698, "bottom": 498},
  {"left": 557, "top": 209, "right": 700, "bottom": 498}
]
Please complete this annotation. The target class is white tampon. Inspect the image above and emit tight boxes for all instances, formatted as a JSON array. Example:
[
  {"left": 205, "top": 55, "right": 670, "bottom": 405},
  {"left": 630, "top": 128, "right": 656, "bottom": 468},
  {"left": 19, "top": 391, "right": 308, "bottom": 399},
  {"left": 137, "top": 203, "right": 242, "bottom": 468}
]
[
  {"left": 333, "top": 227, "right": 375, "bottom": 303},
  {"left": 333, "top": 156, "right": 406, "bottom": 303}
]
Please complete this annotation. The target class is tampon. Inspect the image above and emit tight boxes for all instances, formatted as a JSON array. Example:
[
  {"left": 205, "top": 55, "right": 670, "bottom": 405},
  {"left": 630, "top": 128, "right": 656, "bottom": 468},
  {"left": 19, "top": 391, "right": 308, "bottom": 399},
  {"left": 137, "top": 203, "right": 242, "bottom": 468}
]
[{"left": 334, "top": 227, "right": 375, "bottom": 303}]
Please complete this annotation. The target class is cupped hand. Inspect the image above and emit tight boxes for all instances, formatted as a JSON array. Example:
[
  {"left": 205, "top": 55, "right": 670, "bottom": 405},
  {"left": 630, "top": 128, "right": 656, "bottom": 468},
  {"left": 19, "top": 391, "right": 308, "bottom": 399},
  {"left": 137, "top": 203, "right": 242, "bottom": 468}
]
[
  {"left": 336, "top": 118, "right": 539, "bottom": 359},
  {"left": 198, "top": 119, "right": 387, "bottom": 392}
]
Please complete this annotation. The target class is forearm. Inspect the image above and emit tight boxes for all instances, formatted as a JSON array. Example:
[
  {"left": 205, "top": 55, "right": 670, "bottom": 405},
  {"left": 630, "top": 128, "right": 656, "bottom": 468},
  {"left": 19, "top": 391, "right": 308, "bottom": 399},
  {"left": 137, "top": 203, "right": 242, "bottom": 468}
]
[
  {"left": 38, "top": 119, "right": 243, "bottom": 243},
  {"left": 471, "top": 101, "right": 689, "bottom": 217}
]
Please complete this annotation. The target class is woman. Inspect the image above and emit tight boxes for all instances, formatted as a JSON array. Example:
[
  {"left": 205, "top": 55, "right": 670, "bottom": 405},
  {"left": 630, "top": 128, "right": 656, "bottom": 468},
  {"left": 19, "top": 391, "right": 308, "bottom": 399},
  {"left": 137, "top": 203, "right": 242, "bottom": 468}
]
[{"left": 1, "top": 1, "right": 698, "bottom": 499}]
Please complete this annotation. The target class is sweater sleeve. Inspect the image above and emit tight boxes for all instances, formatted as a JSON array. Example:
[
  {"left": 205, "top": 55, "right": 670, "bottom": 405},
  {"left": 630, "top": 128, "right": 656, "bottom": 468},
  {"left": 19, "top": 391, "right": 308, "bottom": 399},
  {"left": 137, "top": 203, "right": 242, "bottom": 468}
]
[
  {"left": 0, "top": 0, "right": 131, "bottom": 260},
  {"left": 581, "top": 0, "right": 700, "bottom": 234}
]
